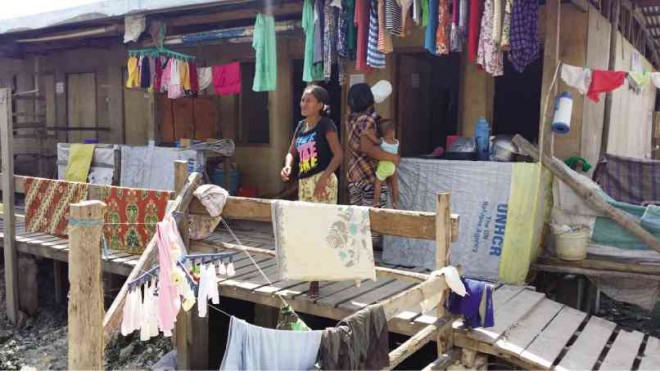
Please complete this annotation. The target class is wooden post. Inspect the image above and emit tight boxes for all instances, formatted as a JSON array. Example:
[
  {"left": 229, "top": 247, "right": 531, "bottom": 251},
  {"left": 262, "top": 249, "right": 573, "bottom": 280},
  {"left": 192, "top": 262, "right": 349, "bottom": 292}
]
[
  {"left": 435, "top": 193, "right": 452, "bottom": 354},
  {"left": 68, "top": 200, "right": 106, "bottom": 370},
  {"left": 539, "top": 0, "right": 561, "bottom": 157},
  {"left": 0, "top": 87, "right": 19, "bottom": 324},
  {"left": 601, "top": 0, "right": 621, "bottom": 158},
  {"left": 174, "top": 160, "right": 209, "bottom": 370}
]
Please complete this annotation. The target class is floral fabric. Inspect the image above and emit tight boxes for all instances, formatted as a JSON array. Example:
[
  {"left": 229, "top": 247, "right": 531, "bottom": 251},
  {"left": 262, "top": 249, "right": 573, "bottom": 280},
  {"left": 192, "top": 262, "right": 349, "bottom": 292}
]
[{"left": 272, "top": 200, "right": 376, "bottom": 281}]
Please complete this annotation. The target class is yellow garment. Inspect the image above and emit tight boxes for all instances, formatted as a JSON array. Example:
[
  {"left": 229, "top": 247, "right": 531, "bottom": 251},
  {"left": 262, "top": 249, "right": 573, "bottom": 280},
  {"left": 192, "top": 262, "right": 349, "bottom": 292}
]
[
  {"left": 126, "top": 57, "right": 139, "bottom": 88},
  {"left": 64, "top": 144, "right": 95, "bottom": 183},
  {"left": 180, "top": 61, "right": 191, "bottom": 90},
  {"left": 298, "top": 172, "right": 338, "bottom": 204},
  {"left": 499, "top": 163, "right": 552, "bottom": 284},
  {"left": 629, "top": 71, "right": 651, "bottom": 88}
]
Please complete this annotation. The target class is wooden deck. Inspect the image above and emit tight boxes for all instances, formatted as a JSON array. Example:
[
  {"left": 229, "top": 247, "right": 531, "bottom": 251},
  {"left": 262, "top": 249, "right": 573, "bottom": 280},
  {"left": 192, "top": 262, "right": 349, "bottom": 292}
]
[{"left": 2, "top": 218, "right": 659, "bottom": 370}]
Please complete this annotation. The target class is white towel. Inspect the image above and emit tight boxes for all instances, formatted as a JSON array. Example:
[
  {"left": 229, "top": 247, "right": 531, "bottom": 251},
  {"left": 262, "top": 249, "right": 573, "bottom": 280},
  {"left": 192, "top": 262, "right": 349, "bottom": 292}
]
[
  {"left": 272, "top": 200, "right": 376, "bottom": 281},
  {"left": 561, "top": 64, "right": 592, "bottom": 95},
  {"left": 652, "top": 72, "right": 660, "bottom": 89},
  {"left": 123, "top": 15, "right": 146, "bottom": 43},
  {"left": 197, "top": 67, "right": 213, "bottom": 91}
]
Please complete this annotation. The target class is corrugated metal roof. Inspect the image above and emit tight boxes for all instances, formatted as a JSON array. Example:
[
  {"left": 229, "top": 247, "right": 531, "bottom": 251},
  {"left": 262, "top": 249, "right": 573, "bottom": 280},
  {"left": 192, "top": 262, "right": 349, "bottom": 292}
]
[{"left": 0, "top": 0, "right": 238, "bottom": 35}]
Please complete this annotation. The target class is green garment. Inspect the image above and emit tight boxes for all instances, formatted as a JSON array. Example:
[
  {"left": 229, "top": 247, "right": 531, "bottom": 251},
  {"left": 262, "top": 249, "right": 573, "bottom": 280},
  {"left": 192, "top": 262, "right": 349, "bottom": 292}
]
[
  {"left": 252, "top": 13, "right": 277, "bottom": 91},
  {"left": 303, "top": 0, "right": 324, "bottom": 82},
  {"left": 422, "top": 0, "right": 430, "bottom": 27},
  {"left": 276, "top": 305, "right": 312, "bottom": 331},
  {"left": 564, "top": 156, "right": 592, "bottom": 172},
  {"left": 346, "top": 0, "right": 357, "bottom": 55}
]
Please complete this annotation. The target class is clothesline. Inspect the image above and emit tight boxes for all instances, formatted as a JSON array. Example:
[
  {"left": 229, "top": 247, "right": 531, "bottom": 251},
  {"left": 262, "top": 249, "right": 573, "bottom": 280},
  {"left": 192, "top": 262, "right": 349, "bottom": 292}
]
[{"left": 128, "top": 47, "right": 196, "bottom": 61}]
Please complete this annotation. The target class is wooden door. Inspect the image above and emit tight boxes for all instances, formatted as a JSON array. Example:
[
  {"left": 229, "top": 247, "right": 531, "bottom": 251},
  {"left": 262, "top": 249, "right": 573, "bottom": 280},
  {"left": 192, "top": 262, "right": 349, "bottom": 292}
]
[
  {"left": 67, "top": 73, "right": 96, "bottom": 143},
  {"left": 173, "top": 98, "right": 194, "bottom": 140},
  {"left": 123, "top": 89, "right": 155, "bottom": 145},
  {"left": 193, "top": 96, "right": 217, "bottom": 140},
  {"left": 157, "top": 94, "right": 175, "bottom": 143},
  {"left": 396, "top": 55, "right": 432, "bottom": 157}
]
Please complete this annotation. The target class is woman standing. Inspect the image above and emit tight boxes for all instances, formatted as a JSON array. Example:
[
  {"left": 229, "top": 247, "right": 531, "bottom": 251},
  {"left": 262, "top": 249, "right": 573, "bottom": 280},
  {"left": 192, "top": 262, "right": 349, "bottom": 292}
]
[
  {"left": 345, "top": 83, "right": 400, "bottom": 209},
  {"left": 281, "top": 85, "right": 343, "bottom": 297}
]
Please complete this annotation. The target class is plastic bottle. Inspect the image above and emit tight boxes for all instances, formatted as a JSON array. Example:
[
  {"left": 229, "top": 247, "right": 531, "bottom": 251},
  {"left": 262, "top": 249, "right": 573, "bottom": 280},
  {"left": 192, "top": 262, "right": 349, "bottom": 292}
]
[{"left": 475, "top": 117, "right": 491, "bottom": 161}]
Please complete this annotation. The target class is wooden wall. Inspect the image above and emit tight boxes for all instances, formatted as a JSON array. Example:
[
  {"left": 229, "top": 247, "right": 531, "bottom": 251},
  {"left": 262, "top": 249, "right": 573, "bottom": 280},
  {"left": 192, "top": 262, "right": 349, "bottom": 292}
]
[{"left": 607, "top": 33, "right": 656, "bottom": 159}]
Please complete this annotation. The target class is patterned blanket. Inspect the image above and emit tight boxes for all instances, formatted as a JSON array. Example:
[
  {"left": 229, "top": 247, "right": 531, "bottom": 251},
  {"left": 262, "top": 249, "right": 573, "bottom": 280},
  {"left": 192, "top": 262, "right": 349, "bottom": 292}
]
[
  {"left": 24, "top": 177, "right": 89, "bottom": 237},
  {"left": 595, "top": 153, "right": 660, "bottom": 205},
  {"left": 272, "top": 200, "right": 375, "bottom": 281},
  {"left": 101, "top": 186, "right": 172, "bottom": 254}
]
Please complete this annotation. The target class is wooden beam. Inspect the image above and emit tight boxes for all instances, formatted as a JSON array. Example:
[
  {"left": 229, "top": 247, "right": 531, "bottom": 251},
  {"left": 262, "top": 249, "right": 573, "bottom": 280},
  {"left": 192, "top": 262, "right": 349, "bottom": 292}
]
[
  {"left": 601, "top": 0, "right": 621, "bottom": 158},
  {"left": 379, "top": 276, "right": 448, "bottom": 320},
  {"left": 191, "top": 197, "right": 460, "bottom": 241},
  {"left": 386, "top": 316, "right": 458, "bottom": 370},
  {"left": 421, "top": 348, "right": 462, "bottom": 370},
  {"left": 102, "top": 172, "right": 202, "bottom": 346},
  {"left": 535, "top": 263, "right": 660, "bottom": 280},
  {"left": 513, "top": 135, "right": 660, "bottom": 253},
  {"left": 537, "top": 256, "right": 660, "bottom": 276},
  {"left": 68, "top": 200, "right": 106, "bottom": 370},
  {"left": 539, "top": 0, "right": 561, "bottom": 156},
  {"left": 191, "top": 240, "right": 433, "bottom": 283},
  {"left": 168, "top": 2, "right": 303, "bottom": 27},
  {"left": 3, "top": 175, "right": 460, "bottom": 242},
  {"left": 0, "top": 87, "right": 19, "bottom": 324}
]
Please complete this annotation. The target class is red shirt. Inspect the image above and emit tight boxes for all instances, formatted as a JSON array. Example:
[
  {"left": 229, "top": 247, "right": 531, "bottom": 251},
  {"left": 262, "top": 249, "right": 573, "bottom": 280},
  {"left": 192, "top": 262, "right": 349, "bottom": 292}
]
[
  {"left": 467, "top": 0, "right": 481, "bottom": 63},
  {"left": 354, "top": 0, "right": 370, "bottom": 72}
]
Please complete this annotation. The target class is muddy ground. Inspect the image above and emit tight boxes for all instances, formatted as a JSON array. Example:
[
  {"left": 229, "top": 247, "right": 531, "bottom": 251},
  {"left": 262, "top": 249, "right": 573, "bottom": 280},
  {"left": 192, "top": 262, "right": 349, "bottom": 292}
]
[{"left": 0, "top": 259, "right": 172, "bottom": 370}]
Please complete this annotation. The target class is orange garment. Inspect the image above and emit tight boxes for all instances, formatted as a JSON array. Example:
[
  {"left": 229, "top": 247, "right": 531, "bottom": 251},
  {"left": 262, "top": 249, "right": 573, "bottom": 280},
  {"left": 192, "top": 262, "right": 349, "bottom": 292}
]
[
  {"left": 436, "top": 0, "right": 450, "bottom": 54},
  {"left": 126, "top": 57, "right": 139, "bottom": 88},
  {"left": 377, "top": 0, "right": 394, "bottom": 53},
  {"left": 179, "top": 61, "right": 191, "bottom": 90}
]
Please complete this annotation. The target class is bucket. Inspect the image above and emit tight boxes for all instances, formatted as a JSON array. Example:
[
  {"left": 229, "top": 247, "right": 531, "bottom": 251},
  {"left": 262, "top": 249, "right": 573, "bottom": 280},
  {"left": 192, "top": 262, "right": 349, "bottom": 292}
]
[{"left": 554, "top": 226, "right": 591, "bottom": 261}]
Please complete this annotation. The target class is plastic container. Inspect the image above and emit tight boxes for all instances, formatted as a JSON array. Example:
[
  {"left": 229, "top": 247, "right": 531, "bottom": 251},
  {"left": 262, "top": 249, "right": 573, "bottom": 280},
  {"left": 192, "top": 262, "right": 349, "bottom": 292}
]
[
  {"left": 554, "top": 226, "right": 591, "bottom": 261},
  {"left": 475, "top": 117, "right": 491, "bottom": 161},
  {"left": 211, "top": 168, "right": 240, "bottom": 195},
  {"left": 551, "top": 92, "right": 573, "bottom": 135}
]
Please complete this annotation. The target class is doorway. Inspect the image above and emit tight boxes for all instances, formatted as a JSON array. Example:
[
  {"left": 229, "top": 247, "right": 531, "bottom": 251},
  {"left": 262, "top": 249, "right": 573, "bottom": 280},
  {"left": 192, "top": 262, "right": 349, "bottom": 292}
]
[
  {"left": 396, "top": 53, "right": 460, "bottom": 157},
  {"left": 291, "top": 60, "right": 343, "bottom": 134}
]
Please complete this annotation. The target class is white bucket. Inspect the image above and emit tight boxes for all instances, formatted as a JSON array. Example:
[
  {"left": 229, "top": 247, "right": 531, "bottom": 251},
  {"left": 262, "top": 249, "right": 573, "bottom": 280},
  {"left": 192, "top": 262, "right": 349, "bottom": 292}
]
[{"left": 554, "top": 226, "right": 591, "bottom": 261}]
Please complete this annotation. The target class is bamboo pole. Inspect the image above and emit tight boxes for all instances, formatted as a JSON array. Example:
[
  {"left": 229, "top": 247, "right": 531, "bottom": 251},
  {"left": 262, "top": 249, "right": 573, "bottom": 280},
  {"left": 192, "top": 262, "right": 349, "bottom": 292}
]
[
  {"left": 513, "top": 135, "right": 660, "bottom": 253},
  {"left": 102, "top": 171, "right": 202, "bottom": 345},
  {"left": 68, "top": 200, "right": 106, "bottom": 370},
  {"left": 0, "top": 87, "right": 19, "bottom": 324}
]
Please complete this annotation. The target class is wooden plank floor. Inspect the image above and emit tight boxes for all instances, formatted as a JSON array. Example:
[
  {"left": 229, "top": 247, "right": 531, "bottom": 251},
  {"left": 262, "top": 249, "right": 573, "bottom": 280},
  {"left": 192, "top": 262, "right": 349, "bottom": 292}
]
[
  {"left": 0, "top": 219, "right": 139, "bottom": 276},
  {"left": 3, "top": 217, "right": 659, "bottom": 370}
]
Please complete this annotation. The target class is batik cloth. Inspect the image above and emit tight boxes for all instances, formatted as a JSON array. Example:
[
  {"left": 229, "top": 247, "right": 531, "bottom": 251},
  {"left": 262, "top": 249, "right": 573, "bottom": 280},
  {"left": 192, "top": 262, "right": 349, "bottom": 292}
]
[
  {"left": 508, "top": 0, "right": 539, "bottom": 73},
  {"left": 101, "top": 186, "right": 171, "bottom": 254},
  {"left": 272, "top": 200, "right": 376, "bottom": 281},
  {"left": 24, "top": 178, "right": 89, "bottom": 237}
]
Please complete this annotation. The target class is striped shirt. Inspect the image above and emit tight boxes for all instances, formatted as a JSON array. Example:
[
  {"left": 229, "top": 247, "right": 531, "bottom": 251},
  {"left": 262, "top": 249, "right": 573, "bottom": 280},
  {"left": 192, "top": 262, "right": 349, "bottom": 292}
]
[
  {"left": 385, "top": 0, "right": 402, "bottom": 36},
  {"left": 366, "top": 0, "right": 386, "bottom": 69}
]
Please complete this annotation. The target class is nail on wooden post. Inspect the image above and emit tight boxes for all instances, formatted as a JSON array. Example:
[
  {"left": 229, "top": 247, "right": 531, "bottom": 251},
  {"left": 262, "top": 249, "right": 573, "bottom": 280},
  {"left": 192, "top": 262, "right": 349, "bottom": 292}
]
[
  {"left": 0, "top": 87, "right": 19, "bottom": 324},
  {"left": 68, "top": 200, "right": 106, "bottom": 370},
  {"left": 435, "top": 193, "right": 452, "bottom": 354}
]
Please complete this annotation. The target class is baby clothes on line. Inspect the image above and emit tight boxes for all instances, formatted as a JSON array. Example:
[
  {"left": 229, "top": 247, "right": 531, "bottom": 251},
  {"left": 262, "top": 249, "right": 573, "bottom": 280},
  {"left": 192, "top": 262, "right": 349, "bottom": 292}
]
[
  {"left": 586, "top": 70, "right": 626, "bottom": 102},
  {"left": 561, "top": 64, "right": 592, "bottom": 96},
  {"left": 220, "top": 316, "right": 323, "bottom": 370},
  {"left": 197, "top": 263, "right": 220, "bottom": 318},
  {"left": 197, "top": 67, "right": 213, "bottom": 91}
]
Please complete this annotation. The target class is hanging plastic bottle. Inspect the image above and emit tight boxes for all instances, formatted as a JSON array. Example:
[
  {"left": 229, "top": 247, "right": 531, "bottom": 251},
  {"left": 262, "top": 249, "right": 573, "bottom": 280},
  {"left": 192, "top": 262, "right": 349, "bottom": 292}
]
[
  {"left": 551, "top": 92, "right": 573, "bottom": 135},
  {"left": 475, "top": 117, "right": 491, "bottom": 161}
]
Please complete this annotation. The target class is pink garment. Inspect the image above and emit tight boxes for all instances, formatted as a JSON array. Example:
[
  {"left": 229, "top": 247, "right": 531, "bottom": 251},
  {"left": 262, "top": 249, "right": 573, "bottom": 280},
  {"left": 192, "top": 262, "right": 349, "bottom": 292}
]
[
  {"left": 168, "top": 59, "right": 184, "bottom": 99},
  {"left": 212, "top": 62, "right": 242, "bottom": 96},
  {"left": 156, "top": 218, "right": 181, "bottom": 337},
  {"left": 160, "top": 59, "right": 172, "bottom": 93}
]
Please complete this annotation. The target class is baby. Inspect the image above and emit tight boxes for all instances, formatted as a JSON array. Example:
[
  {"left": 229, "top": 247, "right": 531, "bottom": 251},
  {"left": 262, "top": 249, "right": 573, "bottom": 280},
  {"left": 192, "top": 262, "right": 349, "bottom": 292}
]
[{"left": 363, "top": 119, "right": 399, "bottom": 209}]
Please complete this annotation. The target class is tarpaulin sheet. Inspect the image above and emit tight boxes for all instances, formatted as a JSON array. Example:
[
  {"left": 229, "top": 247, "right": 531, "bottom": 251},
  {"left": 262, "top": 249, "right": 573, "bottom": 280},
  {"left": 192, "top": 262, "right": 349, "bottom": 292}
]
[{"left": 383, "top": 159, "right": 546, "bottom": 283}]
